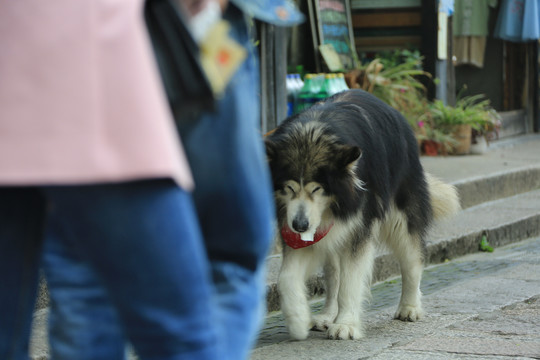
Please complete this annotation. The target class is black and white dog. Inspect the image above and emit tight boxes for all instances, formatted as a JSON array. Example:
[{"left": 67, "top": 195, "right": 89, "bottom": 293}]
[{"left": 265, "top": 89, "right": 460, "bottom": 340}]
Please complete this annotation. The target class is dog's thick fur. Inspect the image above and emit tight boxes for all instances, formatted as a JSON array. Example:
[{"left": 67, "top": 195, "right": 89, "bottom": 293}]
[{"left": 265, "top": 89, "right": 460, "bottom": 340}]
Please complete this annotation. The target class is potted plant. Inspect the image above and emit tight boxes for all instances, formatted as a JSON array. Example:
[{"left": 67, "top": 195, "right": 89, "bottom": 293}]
[
  {"left": 427, "top": 99, "right": 471, "bottom": 154},
  {"left": 426, "top": 93, "right": 500, "bottom": 155},
  {"left": 416, "top": 117, "right": 456, "bottom": 156}
]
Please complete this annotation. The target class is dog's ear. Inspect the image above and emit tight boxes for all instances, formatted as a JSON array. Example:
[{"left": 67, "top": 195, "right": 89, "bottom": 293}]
[
  {"left": 337, "top": 145, "right": 362, "bottom": 169},
  {"left": 265, "top": 139, "right": 276, "bottom": 163}
]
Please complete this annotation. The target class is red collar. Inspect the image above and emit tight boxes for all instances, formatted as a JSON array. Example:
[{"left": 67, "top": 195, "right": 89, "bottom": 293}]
[{"left": 281, "top": 223, "right": 334, "bottom": 249}]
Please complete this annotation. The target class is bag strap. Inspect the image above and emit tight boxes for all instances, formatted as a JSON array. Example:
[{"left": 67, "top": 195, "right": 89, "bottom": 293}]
[{"left": 144, "top": 0, "right": 215, "bottom": 124}]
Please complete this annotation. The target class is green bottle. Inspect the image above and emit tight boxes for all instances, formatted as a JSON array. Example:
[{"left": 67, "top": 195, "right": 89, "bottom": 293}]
[
  {"left": 327, "top": 74, "right": 342, "bottom": 96},
  {"left": 314, "top": 74, "right": 330, "bottom": 100},
  {"left": 336, "top": 73, "right": 349, "bottom": 92},
  {"left": 295, "top": 74, "right": 316, "bottom": 113}
]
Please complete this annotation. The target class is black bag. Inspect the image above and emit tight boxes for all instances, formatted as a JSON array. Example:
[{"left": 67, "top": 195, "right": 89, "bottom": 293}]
[{"left": 144, "top": 0, "right": 215, "bottom": 124}]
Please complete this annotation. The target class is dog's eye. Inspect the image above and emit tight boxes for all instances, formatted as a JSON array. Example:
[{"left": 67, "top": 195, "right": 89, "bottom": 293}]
[
  {"left": 286, "top": 185, "right": 296, "bottom": 194},
  {"left": 312, "top": 187, "right": 321, "bottom": 194}
]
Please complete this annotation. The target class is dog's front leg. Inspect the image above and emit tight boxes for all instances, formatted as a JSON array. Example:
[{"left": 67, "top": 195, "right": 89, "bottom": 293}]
[
  {"left": 327, "top": 241, "right": 375, "bottom": 340},
  {"left": 278, "top": 248, "right": 313, "bottom": 340},
  {"left": 312, "top": 254, "right": 340, "bottom": 331}
]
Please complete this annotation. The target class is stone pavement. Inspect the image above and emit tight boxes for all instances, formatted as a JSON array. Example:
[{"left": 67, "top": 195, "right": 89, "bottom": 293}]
[{"left": 251, "top": 236, "right": 540, "bottom": 359}]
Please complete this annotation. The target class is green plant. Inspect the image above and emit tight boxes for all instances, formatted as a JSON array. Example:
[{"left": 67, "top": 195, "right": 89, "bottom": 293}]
[
  {"left": 416, "top": 118, "right": 457, "bottom": 154},
  {"left": 479, "top": 235, "right": 494, "bottom": 252},
  {"left": 346, "top": 56, "right": 430, "bottom": 130},
  {"left": 421, "top": 91, "right": 501, "bottom": 153},
  {"left": 428, "top": 92, "right": 500, "bottom": 132},
  {"left": 377, "top": 49, "right": 423, "bottom": 71}
]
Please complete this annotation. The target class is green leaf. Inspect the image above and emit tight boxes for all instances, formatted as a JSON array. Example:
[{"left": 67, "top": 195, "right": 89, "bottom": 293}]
[{"left": 479, "top": 235, "right": 494, "bottom": 252}]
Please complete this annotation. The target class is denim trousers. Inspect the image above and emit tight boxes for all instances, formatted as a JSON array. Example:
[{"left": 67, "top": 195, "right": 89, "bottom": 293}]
[
  {"left": 174, "top": 5, "right": 275, "bottom": 359},
  {"left": 0, "top": 181, "right": 220, "bottom": 360}
]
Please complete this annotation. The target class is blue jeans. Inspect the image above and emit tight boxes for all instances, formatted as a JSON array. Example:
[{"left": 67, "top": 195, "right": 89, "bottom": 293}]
[
  {"left": 42, "top": 214, "right": 127, "bottom": 360},
  {"left": 0, "top": 181, "right": 220, "bottom": 360},
  {"left": 175, "top": 6, "right": 275, "bottom": 359}
]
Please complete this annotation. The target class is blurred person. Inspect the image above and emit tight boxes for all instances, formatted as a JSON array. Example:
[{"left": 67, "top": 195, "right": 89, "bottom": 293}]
[
  {"left": 0, "top": 1, "right": 219, "bottom": 359},
  {"left": 0, "top": 0, "right": 303, "bottom": 360}
]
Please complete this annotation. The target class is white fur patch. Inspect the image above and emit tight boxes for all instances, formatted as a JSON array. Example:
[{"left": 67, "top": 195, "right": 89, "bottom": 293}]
[{"left": 425, "top": 172, "right": 461, "bottom": 219}]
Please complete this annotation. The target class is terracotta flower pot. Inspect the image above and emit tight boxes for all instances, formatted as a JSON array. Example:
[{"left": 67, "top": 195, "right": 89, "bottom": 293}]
[{"left": 422, "top": 140, "right": 440, "bottom": 156}]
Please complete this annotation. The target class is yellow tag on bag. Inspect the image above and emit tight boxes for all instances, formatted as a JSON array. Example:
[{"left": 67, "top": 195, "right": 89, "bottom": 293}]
[{"left": 199, "top": 20, "right": 247, "bottom": 96}]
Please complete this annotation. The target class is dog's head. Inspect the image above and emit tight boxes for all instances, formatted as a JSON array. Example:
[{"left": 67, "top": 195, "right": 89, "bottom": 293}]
[
  {"left": 274, "top": 179, "right": 331, "bottom": 239},
  {"left": 265, "top": 122, "right": 363, "bottom": 239}
]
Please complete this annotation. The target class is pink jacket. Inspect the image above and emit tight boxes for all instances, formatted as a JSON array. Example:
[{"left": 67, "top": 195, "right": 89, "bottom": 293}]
[{"left": 0, "top": 0, "right": 194, "bottom": 190}]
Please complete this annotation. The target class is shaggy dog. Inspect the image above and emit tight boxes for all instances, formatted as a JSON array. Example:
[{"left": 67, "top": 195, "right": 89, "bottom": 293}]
[{"left": 265, "top": 89, "right": 460, "bottom": 340}]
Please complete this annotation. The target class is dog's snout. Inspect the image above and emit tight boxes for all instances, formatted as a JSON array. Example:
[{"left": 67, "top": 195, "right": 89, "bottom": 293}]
[{"left": 292, "top": 214, "right": 309, "bottom": 233}]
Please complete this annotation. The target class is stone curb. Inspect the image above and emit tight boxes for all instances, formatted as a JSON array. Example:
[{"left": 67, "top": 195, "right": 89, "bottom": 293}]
[{"left": 453, "top": 166, "right": 540, "bottom": 209}]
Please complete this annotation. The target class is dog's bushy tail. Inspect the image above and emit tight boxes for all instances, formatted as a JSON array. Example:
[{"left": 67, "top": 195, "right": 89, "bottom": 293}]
[{"left": 425, "top": 172, "right": 461, "bottom": 220}]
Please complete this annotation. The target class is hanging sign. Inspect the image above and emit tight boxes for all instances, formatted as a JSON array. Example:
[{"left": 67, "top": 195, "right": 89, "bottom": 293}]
[{"left": 312, "top": 0, "right": 357, "bottom": 70}]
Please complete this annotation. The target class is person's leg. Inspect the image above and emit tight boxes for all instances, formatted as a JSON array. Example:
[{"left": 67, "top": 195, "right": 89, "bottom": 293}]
[
  {"left": 42, "top": 214, "right": 127, "bottom": 360},
  {"left": 176, "top": 5, "right": 275, "bottom": 359},
  {"left": 43, "top": 179, "right": 219, "bottom": 360},
  {"left": 0, "top": 188, "right": 46, "bottom": 360}
]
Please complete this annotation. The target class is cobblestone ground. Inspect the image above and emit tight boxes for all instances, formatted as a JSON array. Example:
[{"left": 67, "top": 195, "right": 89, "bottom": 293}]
[{"left": 251, "top": 237, "right": 540, "bottom": 359}]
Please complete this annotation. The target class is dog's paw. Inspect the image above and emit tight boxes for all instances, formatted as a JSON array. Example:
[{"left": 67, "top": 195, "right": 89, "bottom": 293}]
[
  {"left": 394, "top": 304, "right": 424, "bottom": 322},
  {"left": 311, "top": 313, "right": 335, "bottom": 331},
  {"left": 286, "top": 316, "right": 310, "bottom": 340},
  {"left": 327, "top": 323, "right": 364, "bottom": 340}
]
